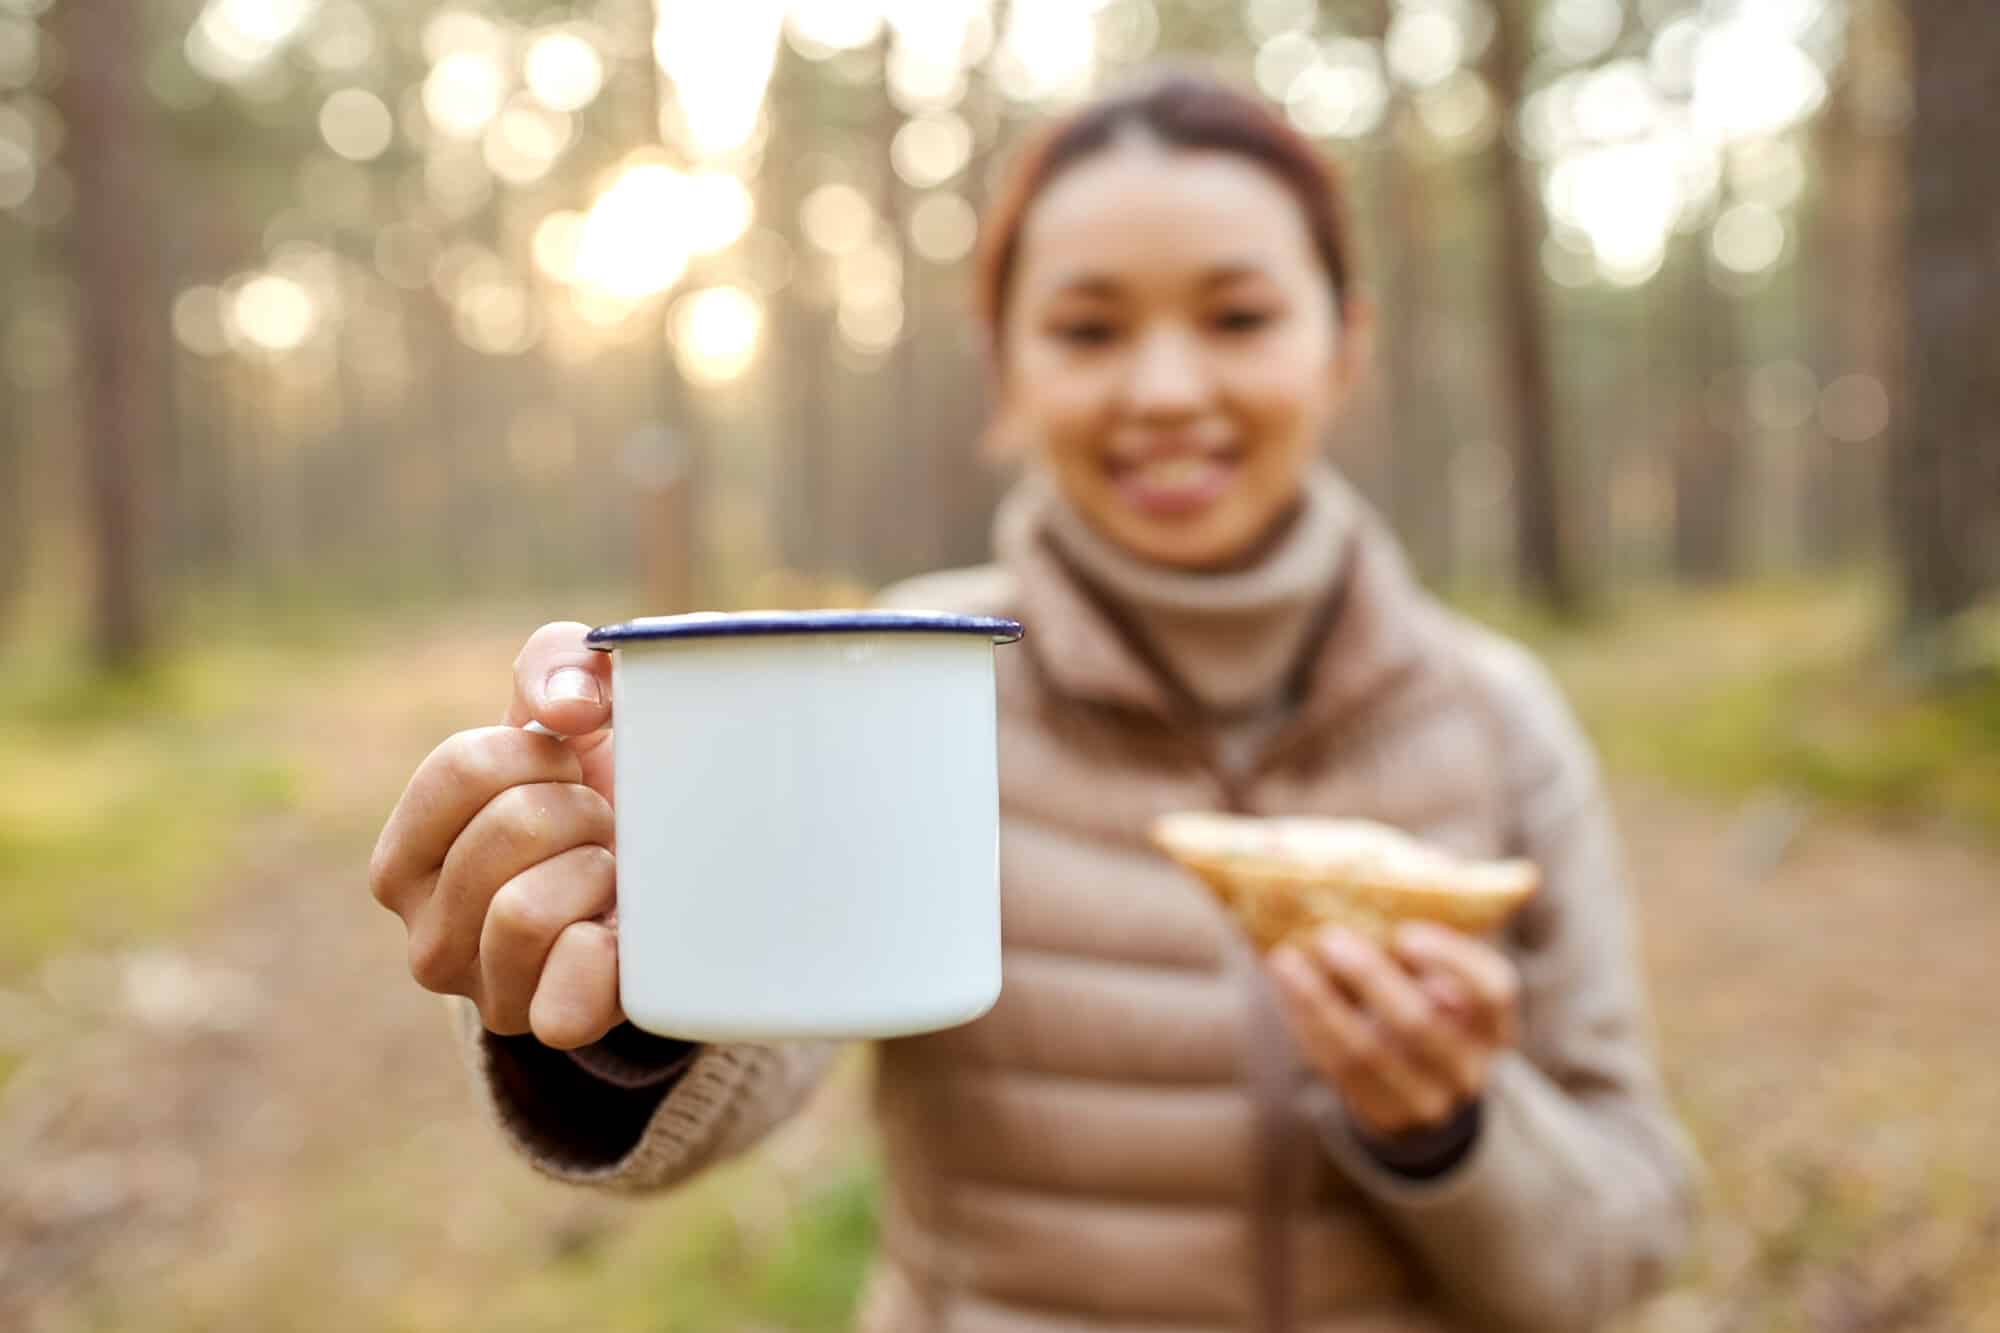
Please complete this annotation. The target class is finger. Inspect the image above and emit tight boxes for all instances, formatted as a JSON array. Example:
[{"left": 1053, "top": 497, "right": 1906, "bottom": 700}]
[
  {"left": 506, "top": 621, "right": 614, "bottom": 740},
  {"left": 477, "top": 844, "right": 618, "bottom": 1036},
  {"left": 416, "top": 780, "right": 616, "bottom": 990},
  {"left": 1310, "top": 929, "right": 1465, "bottom": 1127},
  {"left": 1393, "top": 923, "right": 1522, "bottom": 1046},
  {"left": 1420, "top": 972, "right": 1476, "bottom": 1021},
  {"left": 531, "top": 919, "right": 623, "bottom": 1049},
  {"left": 370, "top": 726, "right": 582, "bottom": 915},
  {"left": 1269, "top": 947, "right": 1420, "bottom": 1129},
  {"left": 1314, "top": 929, "right": 1484, "bottom": 1097}
]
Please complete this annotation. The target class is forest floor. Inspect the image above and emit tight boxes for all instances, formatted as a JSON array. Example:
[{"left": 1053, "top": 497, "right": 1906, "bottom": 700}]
[{"left": 1, "top": 585, "right": 1996, "bottom": 1333}]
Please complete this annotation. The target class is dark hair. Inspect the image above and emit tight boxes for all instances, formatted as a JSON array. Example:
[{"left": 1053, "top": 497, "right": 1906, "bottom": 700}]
[{"left": 972, "top": 70, "right": 1357, "bottom": 363}]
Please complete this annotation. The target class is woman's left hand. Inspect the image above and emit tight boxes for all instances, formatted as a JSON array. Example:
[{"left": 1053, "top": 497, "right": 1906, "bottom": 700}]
[{"left": 1269, "top": 921, "right": 1521, "bottom": 1141}]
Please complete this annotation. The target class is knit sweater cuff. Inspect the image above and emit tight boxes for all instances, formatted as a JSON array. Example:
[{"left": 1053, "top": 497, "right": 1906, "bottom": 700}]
[
  {"left": 563, "top": 1024, "right": 701, "bottom": 1089},
  {"left": 1350, "top": 1098, "right": 1483, "bottom": 1180}
]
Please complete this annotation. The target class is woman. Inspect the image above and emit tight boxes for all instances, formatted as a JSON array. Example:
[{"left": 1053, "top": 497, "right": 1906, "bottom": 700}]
[{"left": 369, "top": 72, "right": 1698, "bottom": 1332}]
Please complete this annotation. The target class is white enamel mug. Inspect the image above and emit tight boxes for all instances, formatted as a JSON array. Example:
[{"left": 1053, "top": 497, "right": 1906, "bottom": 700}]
[{"left": 578, "top": 610, "right": 1023, "bottom": 1043}]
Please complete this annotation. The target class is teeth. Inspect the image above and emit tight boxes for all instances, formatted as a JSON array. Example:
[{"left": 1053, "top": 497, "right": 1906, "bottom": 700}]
[{"left": 1140, "top": 457, "right": 1212, "bottom": 487}]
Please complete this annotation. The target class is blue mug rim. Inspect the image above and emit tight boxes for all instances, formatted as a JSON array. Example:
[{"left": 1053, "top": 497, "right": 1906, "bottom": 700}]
[{"left": 583, "top": 610, "right": 1024, "bottom": 649}]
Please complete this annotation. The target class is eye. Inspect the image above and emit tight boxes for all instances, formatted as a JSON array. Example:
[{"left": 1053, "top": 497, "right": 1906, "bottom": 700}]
[
  {"left": 1053, "top": 319, "right": 1120, "bottom": 347},
  {"left": 1213, "top": 307, "right": 1275, "bottom": 335}
]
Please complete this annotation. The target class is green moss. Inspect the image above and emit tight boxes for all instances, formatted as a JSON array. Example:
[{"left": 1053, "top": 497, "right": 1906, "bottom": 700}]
[
  {"left": 1481, "top": 579, "right": 2000, "bottom": 839},
  {"left": 750, "top": 1163, "right": 881, "bottom": 1328},
  {"left": 455, "top": 1157, "right": 881, "bottom": 1333},
  {"left": 0, "top": 633, "right": 312, "bottom": 978}
]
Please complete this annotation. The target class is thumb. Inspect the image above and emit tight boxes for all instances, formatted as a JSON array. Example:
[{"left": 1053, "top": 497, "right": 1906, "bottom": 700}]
[{"left": 505, "top": 621, "right": 614, "bottom": 738}]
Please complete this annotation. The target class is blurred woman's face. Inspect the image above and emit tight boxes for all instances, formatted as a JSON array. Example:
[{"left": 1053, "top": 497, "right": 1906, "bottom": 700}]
[{"left": 999, "top": 136, "right": 1358, "bottom": 570}]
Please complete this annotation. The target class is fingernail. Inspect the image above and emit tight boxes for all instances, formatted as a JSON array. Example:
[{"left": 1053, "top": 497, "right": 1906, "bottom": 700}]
[{"left": 546, "top": 667, "right": 601, "bottom": 705}]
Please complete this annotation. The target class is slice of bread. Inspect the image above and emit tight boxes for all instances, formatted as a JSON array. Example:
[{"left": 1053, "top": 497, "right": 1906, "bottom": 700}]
[{"left": 1149, "top": 812, "right": 1539, "bottom": 952}]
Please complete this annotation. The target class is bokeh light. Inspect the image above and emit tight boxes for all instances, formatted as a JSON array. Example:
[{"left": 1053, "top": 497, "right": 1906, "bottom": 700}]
[
  {"left": 1385, "top": 8, "right": 1462, "bottom": 88},
  {"left": 1712, "top": 202, "right": 1787, "bottom": 275},
  {"left": 1245, "top": 0, "right": 1314, "bottom": 43},
  {"left": 454, "top": 277, "right": 538, "bottom": 356},
  {"left": 1541, "top": 0, "right": 1623, "bottom": 65},
  {"left": 884, "top": 0, "right": 987, "bottom": 111},
  {"left": 0, "top": 104, "right": 32, "bottom": 210},
  {"left": 532, "top": 210, "right": 586, "bottom": 285},
  {"left": 994, "top": 0, "right": 1099, "bottom": 104},
  {"left": 786, "top": 0, "right": 883, "bottom": 58},
  {"left": 1650, "top": 16, "right": 1701, "bottom": 98},
  {"left": 171, "top": 286, "right": 231, "bottom": 358},
  {"left": 656, "top": 1, "right": 784, "bottom": 158},
  {"left": 429, "top": 239, "right": 500, "bottom": 302},
  {"left": 669, "top": 285, "right": 763, "bottom": 384},
  {"left": 305, "top": 0, "right": 375, "bottom": 73},
  {"left": 839, "top": 292, "right": 904, "bottom": 355},
  {"left": 1693, "top": 20, "right": 1826, "bottom": 142},
  {"left": 909, "top": 192, "right": 977, "bottom": 264},
  {"left": 1748, "top": 361, "right": 1819, "bottom": 432},
  {"left": 1732, "top": 138, "right": 1808, "bottom": 211},
  {"left": 0, "top": 14, "right": 38, "bottom": 90},
  {"left": 16, "top": 158, "right": 69, "bottom": 225},
  {"left": 1573, "top": 61, "right": 1661, "bottom": 143},
  {"left": 1254, "top": 32, "right": 1319, "bottom": 101},
  {"left": 186, "top": 0, "right": 318, "bottom": 82},
  {"left": 1096, "top": 0, "right": 1159, "bottom": 64},
  {"left": 837, "top": 240, "right": 901, "bottom": 311},
  {"left": 886, "top": 43, "right": 967, "bottom": 114},
  {"left": 891, "top": 112, "right": 973, "bottom": 189},
  {"left": 1820, "top": 374, "right": 1891, "bottom": 444},
  {"left": 1416, "top": 70, "right": 1495, "bottom": 145},
  {"left": 1541, "top": 232, "right": 1598, "bottom": 289},
  {"left": 523, "top": 30, "right": 605, "bottom": 112},
  {"left": 1286, "top": 53, "right": 1389, "bottom": 140},
  {"left": 318, "top": 88, "right": 394, "bottom": 163},
  {"left": 423, "top": 51, "right": 505, "bottom": 140},
  {"left": 422, "top": 10, "right": 505, "bottom": 65},
  {"left": 482, "top": 100, "right": 571, "bottom": 186},
  {"left": 1547, "top": 140, "right": 1681, "bottom": 285},
  {"left": 229, "top": 273, "right": 318, "bottom": 353},
  {"left": 801, "top": 183, "right": 874, "bottom": 255},
  {"left": 679, "top": 172, "right": 755, "bottom": 254},
  {"left": 574, "top": 163, "right": 692, "bottom": 303}
]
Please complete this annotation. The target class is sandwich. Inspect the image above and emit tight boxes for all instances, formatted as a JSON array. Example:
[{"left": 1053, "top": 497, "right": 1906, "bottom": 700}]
[{"left": 1149, "top": 812, "right": 1539, "bottom": 953}]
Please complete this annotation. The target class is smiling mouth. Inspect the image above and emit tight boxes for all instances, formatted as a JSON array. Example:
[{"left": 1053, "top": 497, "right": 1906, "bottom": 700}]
[{"left": 1108, "top": 451, "right": 1241, "bottom": 517}]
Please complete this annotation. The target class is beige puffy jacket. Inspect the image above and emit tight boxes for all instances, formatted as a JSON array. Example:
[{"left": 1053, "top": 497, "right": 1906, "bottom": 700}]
[{"left": 455, "top": 482, "right": 1700, "bottom": 1333}]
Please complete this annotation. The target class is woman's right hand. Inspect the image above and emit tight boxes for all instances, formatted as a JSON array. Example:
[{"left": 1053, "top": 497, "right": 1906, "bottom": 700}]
[{"left": 369, "top": 622, "right": 623, "bottom": 1049}]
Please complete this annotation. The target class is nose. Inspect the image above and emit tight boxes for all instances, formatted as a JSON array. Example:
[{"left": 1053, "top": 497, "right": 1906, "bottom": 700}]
[{"left": 1122, "top": 326, "right": 1212, "bottom": 421}]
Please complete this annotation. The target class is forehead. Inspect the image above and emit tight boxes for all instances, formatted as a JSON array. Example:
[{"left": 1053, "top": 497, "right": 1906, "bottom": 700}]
[{"left": 1013, "top": 139, "right": 1324, "bottom": 295}]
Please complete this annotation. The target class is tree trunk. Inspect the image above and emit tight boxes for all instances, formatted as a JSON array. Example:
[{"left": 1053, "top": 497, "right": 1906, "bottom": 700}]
[
  {"left": 1487, "top": 0, "right": 1579, "bottom": 613},
  {"left": 52, "top": 0, "right": 154, "bottom": 669},
  {"left": 642, "top": 0, "right": 704, "bottom": 609},
  {"left": 0, "top": 228, "right": 28, "bottom": 631},
  {"left": 1380, "top": 98, "right": 1453, "bottom": 586},
  {"left": 1896, "top": 3, "right": 2000, "bottom": 660},
  {"left": 1671, "top": 221, "right": 1741, "bottom": 583}
]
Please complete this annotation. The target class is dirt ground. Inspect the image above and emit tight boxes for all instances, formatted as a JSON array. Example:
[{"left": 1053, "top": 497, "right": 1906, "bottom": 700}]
[{"left": 2, "top": 617, "right": 1995, "bottom": 1332}]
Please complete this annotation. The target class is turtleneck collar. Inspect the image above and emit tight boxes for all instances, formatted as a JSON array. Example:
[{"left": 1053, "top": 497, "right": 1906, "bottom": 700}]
[{"left": 996, "top": 463, "right": 1365, "bottom": 721}]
